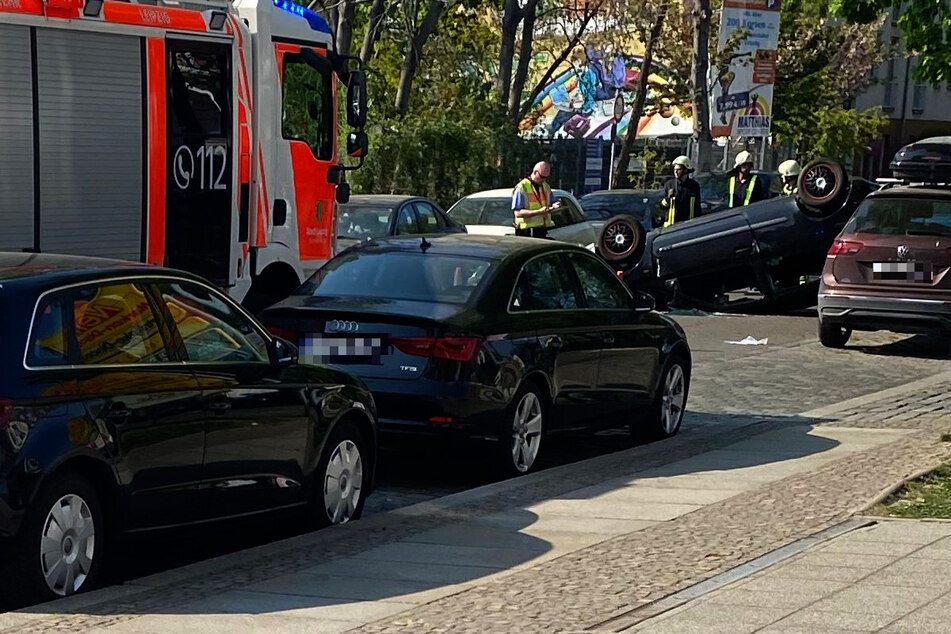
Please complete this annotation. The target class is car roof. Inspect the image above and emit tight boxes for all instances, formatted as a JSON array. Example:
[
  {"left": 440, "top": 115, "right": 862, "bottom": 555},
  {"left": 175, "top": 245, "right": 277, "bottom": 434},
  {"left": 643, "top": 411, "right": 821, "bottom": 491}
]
[
  {"left": 0, "top": 252, "right": 196, "bottom": 285},
  {"left": 343, "top": 194, "right": 421, "bottom": 206},
  {"left": 582, "top": 189, "right": 663, "bottom": 197},
  {"left": 867, "top": 185, "right": 951, "bottom": 200},
  {"left": 463, "top": 188, "right": 574, "bottom": 199},
  {"left": 350, "top": 233, "right": 585, "bottom": 260}
]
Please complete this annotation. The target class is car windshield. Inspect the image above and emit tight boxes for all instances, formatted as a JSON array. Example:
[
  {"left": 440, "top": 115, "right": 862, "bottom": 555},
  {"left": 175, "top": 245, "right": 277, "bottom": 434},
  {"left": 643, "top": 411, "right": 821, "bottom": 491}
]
[
  {"left": 580, "top": 194, "right": 654, "bottom": 220},
  {"left": 844, "top": 198, "right": 951, "bottom": 236},
  {"left": 694, "top": 174, "right": 728, "bottom": 201},
  {"left": 337, "top": 205, "right": 394, "bottom": 240},
  {"left": 294, "top": 250, "right": 495, "bottom": 304}
]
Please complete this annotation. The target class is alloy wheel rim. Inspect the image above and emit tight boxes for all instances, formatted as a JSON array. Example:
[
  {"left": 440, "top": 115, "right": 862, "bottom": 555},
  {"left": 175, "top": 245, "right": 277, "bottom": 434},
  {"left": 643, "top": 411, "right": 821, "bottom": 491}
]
[
  {"left": 511, "top": 392, "right": 543, "bottom": 473},
  {"left": 324, "top": 439, "right": 363, "bottom": 524},
  {"left": 803, "top": 165, "right": 836, "bottom": 199},
  {"left": 604, "top": 222, "right": 635, "bottom": 256},
  {"left": 661, "top": 365, "right": 685, "bottom": 435},
  {"left": 40, "top": 494, "right": 95, "bottom": 597}
]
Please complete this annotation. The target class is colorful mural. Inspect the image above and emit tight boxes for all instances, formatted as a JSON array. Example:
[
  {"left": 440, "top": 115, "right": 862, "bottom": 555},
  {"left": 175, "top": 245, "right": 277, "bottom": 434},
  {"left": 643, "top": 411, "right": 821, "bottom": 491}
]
[{"left": 520, "top": 45, "right": 693, "bottom": 141}]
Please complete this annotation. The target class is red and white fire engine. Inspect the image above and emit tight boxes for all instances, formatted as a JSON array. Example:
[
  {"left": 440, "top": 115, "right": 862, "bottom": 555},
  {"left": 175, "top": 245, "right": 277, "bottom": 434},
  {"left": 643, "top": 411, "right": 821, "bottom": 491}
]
[{"left": 0, "top": 0, "right": 367, "bottom": 309}]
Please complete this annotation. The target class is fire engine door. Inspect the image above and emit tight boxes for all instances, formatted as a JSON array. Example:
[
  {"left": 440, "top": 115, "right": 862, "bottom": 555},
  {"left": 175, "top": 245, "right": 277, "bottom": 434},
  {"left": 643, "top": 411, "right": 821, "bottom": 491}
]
[{"left": 165, "top": 40, "right": 234, "bottom": 286}]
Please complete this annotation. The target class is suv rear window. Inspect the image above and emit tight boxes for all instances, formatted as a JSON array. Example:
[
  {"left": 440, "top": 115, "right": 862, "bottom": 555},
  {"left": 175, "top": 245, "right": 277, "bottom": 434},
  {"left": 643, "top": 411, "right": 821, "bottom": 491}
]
[
  {"left": 844, "top": 198, "right": 951, "bottom": 236},
  {"left": 295, "top": 251, "right": 494, "bottom": 304}
]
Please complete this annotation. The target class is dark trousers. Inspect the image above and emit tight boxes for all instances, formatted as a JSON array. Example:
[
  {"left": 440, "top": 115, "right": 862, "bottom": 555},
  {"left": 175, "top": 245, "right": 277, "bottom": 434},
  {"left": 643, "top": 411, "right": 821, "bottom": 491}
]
[{"left": 515, "top": 226, "right": 549, "bottom": 239}]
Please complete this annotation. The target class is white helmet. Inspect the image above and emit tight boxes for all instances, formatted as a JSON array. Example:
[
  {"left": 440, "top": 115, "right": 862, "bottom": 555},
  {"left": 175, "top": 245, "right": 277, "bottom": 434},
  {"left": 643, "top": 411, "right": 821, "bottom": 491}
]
[
  {"left": 778, "top": 159, "right": 801, "bottom": 178},
  {"left": 672, "top": 155, "right": 692, "bottom": 170},
  {"left": 733, "top": 151, "right": 754, "bottom": 169}
]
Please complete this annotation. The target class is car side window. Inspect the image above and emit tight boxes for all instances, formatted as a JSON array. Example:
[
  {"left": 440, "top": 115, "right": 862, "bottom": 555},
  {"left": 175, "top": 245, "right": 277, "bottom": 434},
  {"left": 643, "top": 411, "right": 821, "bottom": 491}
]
[
  {"left": 395, "top": 206, "right": 419, "bottom": 235},
  {"left": 568, "top": 253, "right": 631, "bottom": 309},
  {"left": 156, "top": 281, "right": 268, "bottom": 363},
  {"left": 73, "top": 283, "right": 170, "bottom": 365},
  {"left": 510, "top": 254, "right": 580, "bottom": 311},
  {"left": 563, "top": 196, "right": 585, "bottom": 224},
  {"left": 414, "top": 202, "right": 445, "bottom": 230},
  {"left": 28, "top": 295, "right": 71, "bottom": 367}
]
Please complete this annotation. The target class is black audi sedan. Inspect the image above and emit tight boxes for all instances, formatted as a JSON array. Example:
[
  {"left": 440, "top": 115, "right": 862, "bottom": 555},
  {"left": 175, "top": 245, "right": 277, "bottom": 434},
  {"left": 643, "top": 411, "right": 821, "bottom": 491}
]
[
  {"left": 260, "top": 235, "right": 691, "bottom": 476},
  {"left": 0, "top": 254, "right": 377, "bottom": 605}
]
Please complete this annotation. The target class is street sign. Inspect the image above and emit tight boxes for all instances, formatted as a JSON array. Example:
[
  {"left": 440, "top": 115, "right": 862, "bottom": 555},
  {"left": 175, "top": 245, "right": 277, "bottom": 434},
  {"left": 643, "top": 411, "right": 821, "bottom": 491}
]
[{"left": 613, "top": 94, "right": 624, "bottom": 123}]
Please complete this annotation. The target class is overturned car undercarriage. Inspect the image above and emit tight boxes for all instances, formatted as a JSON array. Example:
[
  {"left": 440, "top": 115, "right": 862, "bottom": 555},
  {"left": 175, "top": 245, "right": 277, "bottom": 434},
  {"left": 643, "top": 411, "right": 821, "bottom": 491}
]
[{"left": 620, "top": 159, "right": 877, "bottom": 313}]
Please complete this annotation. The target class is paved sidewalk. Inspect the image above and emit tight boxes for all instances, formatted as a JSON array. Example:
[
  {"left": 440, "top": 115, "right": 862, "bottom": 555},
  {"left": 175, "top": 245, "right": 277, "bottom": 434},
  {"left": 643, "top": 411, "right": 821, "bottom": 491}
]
[
  {"left": 629, "top": 519, "right": 951, "bottom": 634},
  {"left": 3, "top": 371, "right": 951, "bottom": 634}
]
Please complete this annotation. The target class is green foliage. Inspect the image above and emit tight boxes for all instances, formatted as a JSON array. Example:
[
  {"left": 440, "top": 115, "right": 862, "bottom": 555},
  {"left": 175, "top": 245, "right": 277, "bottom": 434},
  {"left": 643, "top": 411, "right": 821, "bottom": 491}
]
[
  {"left": 774, "top": 107, "right": 888, "bottom": 163},
  {"left": 833, "top": 0, "right": 951, "bottom": 86},
  {"left": 871, "top": 461, "right": 951, "bottom": 519}
]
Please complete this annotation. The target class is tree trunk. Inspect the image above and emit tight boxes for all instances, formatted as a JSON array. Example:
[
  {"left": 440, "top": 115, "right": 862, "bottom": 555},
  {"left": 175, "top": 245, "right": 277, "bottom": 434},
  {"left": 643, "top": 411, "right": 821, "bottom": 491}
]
[
  {"left": 335, "top": 0, "right": 356, "bottom": 57},
  {"left": 395, "top": 0, "right": 446, "bottom": 115},
  {"left": 360, "top": 0, "right": 387, "bottom": 64},
  {"left": 497, "top": 0, "right": 521, "bottom": 107},
  {"left": 507, "top": 0, "right": 539, "bottom": 120},
  {"left": 691, "top": 0, "right": 713, "bottom": 170},
  {"left": 614, "top": 8, "right": 667, "bottom": 187}
]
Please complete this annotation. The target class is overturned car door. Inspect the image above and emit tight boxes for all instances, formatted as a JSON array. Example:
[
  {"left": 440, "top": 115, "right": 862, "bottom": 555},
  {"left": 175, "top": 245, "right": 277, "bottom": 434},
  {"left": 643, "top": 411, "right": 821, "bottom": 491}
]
[{"left": 651, "top": 209, "right": 757, "bottom": 279}]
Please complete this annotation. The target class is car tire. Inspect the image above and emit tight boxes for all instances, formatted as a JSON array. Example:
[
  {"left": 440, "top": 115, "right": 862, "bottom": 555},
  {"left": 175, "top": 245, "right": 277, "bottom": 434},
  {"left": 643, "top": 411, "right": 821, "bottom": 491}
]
[
  {"left": 498, "top": 382, "right": 546, "bottom": 476},
  {"left": 797, "top": 159, "right": 848, "bottom": 216},
  {"left": 634, "top": 353, "right": 689, "bottom": 441},
  {"left": 310, "top": 420, "right": 369, "bottom": 528},
  {"left": 597, "top": 215, "right": 646, "bottom": 264},
  {"left": 0, "top": 472, "right": 106, "bottom": 608},
  {"left": 818, "top": 321, "right": 852, "bottom": 348}
]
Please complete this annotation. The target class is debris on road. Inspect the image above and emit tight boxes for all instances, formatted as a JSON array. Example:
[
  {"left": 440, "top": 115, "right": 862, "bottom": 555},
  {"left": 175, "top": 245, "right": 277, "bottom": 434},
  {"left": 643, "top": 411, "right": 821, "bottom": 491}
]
[{"left": 725, "top": 336, "right": 769, "bottom": 345}]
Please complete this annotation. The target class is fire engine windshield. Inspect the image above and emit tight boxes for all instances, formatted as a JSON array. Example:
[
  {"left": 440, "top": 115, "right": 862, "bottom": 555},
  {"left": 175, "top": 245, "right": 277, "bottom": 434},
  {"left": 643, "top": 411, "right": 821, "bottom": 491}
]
[{"left": 282, "top": 53, "right": 334, "bottom": 161}]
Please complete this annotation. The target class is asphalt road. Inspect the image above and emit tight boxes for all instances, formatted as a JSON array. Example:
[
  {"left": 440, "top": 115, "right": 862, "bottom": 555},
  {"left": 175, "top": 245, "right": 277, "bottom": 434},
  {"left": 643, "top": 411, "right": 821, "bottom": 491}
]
[{"left": 110, "top": 311, "right": 949, "bottom": 586}]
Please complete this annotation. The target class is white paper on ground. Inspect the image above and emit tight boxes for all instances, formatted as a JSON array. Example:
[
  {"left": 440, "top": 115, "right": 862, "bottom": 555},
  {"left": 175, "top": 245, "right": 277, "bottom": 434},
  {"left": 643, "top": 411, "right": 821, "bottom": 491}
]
[{"left": 725, "top": 336, "right": 768, "bottom": 345}]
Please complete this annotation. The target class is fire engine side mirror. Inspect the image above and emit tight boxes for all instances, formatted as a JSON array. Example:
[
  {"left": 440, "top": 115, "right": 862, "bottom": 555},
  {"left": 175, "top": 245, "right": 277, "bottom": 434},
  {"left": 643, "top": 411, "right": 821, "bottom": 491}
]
[
  {"left": 347, "top": 131, "right": 368, "bottom": 159},
  {"left": 336, "top": 182, "right": 351, "bottom": 205},
  {"left": 346, "top": 70, "right": 367, "bottom": 129}
]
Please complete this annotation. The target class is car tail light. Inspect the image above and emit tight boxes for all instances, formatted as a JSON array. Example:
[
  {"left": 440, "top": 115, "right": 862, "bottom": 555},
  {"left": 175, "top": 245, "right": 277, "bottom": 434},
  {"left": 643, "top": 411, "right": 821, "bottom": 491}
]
[
  {"left": 392, "top": 336, "right": 480, "bottom": 362},
  {"left": 267, "top": 326, "right": 298, "bottom": 341},
  {"left": 828, "top": 240, "right": 864, "bottom": 256}
]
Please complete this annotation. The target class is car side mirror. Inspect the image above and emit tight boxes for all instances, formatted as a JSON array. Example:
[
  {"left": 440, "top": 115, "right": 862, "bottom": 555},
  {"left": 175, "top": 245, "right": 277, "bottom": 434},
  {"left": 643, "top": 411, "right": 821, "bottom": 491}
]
[
  {"left": 347, "top": 131, "right": 368, "bottom": 158},
  {"left": 346, "top": 70, "right": 367, "bottom": 129},
  {"left": 632, "top": 290, "right": 655, "bottom": 313},
  {"left": 271, "top": 337, "right": 298, "bottom": 366}
]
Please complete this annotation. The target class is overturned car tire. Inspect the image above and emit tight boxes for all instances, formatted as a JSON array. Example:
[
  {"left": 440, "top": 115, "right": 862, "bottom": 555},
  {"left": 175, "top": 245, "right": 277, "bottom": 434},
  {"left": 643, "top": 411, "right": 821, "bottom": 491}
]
[
  {"left": 597, "top": 215, "right": 645, "bottom": 264},
  {"left": 797, "top": 158, "right": 848, "bottom": 217}
]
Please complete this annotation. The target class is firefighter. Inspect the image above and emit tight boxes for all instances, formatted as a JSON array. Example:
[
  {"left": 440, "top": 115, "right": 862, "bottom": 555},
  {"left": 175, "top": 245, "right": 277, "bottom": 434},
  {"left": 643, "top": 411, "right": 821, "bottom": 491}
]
[
  {"left": 778, "top": 159, "right": 801, "bottom": 196},
  {"left": 728, "top": 151, "right": 765, "bottom": 208},
  {"left": 659, "top": 155, "right": 702, "bottom": 227},
  {"left": 512, "top": 161, "right": 559, "bottom": 238}
]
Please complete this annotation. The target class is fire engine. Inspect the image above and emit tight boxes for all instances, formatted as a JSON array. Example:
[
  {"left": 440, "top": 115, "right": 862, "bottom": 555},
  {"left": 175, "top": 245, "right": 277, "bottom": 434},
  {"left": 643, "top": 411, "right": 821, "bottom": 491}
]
[{"left": 0, "top": 0, "right": 367, "bottom": 309}]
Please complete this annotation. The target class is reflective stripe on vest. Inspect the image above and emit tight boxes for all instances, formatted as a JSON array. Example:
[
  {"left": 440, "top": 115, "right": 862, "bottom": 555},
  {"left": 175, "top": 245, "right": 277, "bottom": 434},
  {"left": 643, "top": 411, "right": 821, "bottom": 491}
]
[
  {"left": 663, "top": 185, "right": 697, "bottom": 228},
  {"left": 515, "top": 179, "right": 553, "bottom": 229},
  {"left": 728, "top": 175, "right": 757, "bottom": 208}
]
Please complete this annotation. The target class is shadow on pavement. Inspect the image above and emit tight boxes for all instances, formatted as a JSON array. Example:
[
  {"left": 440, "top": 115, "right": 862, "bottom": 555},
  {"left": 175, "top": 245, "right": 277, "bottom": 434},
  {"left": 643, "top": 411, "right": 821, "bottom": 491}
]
[{"left": 849, "top": 332, "right": 951, "bottom": 360}]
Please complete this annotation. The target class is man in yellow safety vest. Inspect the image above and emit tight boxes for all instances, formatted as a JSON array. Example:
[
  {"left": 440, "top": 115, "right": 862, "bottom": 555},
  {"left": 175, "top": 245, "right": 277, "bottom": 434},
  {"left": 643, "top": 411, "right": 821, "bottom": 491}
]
[
  {"left": 728, "top": 151, "right": 764, "bottom": 208},
  {"left": 512, "top": 161, "right": 559, "bottom": 238}
]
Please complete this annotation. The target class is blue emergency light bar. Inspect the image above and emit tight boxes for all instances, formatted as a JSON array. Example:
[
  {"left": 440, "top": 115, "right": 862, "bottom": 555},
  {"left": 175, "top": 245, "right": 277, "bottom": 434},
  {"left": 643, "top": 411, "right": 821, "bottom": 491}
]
[{"left": 272, "top": 0, "right": 331, "bottom": 34}]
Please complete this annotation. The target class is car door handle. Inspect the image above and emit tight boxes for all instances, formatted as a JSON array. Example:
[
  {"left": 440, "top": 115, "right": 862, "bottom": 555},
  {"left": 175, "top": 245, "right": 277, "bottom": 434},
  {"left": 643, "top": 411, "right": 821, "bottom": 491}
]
[
  {"left": 102, "top": 403, "right": 131, "bottom": 421},
  {"left": 544, "top": 335, "right": 563, "bottom": 349},
  {"left": 207, "top": 398, "right": 232, "bottom": 415},
  {"left": 603, "top": 333, "right": 615, "bottom": 345}
]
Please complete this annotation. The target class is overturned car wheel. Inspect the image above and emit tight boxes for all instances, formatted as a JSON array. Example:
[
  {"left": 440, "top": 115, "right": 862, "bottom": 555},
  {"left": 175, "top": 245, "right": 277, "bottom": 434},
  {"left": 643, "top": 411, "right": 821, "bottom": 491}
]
[
  {"left": 598, "top": 215, "right": 645, "bottom": 264},
  {"left": 797, "top": 159, "right": 848, "bottom": 217}
]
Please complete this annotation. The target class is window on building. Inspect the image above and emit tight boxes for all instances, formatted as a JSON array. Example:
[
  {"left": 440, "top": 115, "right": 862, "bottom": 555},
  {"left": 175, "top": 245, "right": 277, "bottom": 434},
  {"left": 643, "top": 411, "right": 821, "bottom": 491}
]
[{"left": 913, "top": 82, "right": 927, "bottom": 113}]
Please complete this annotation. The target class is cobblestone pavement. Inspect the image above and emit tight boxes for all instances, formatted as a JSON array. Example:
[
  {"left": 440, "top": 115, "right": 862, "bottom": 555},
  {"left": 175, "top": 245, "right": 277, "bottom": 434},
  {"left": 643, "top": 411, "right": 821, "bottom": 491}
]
[{"left": 6, "top": 356, "right": 951, "bottom": 632}]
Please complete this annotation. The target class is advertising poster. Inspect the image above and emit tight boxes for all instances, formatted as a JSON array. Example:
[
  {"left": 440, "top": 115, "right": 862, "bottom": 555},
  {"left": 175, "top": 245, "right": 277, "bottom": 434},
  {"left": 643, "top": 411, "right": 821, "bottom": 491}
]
[{"left": 711, "top": 0, "right": 782, "bottom": 138}]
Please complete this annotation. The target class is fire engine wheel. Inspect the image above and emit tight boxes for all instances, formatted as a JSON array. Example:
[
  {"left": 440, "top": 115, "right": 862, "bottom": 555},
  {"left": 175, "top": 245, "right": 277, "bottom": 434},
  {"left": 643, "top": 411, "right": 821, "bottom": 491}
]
[
  {"left": 797, "top": 159, "right": 848, "bottom": 217},
  {"left": 597, "top": 216, "right": 645, "bottom": 264}
]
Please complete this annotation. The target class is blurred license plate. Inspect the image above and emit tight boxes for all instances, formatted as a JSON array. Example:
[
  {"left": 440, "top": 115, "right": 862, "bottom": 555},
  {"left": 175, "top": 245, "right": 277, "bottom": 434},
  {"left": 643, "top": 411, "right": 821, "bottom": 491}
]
[
  {"left": 872, "top": 262, "right": 933, "bottom": 281},
  {"left": 299, "top": 333, "right": 388, "bottom": 365}
]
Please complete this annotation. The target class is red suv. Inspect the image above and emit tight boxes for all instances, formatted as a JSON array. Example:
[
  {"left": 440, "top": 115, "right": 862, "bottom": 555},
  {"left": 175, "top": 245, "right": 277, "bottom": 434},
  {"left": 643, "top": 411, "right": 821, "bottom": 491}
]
[{"left": 818, "top": 138, "right": 951, "bottom": 347}]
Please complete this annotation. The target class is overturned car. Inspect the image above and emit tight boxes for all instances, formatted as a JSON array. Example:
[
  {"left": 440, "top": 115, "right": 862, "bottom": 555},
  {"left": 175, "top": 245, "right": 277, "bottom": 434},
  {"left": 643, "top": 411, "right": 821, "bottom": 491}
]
[{"left": 622, "top": 159, "right": 878, "bottom": 312}]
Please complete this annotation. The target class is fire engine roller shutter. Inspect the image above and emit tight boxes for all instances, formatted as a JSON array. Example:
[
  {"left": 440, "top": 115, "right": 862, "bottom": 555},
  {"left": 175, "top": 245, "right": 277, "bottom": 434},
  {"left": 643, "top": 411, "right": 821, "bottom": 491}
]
[
  {"left": 0, "top": 25, "right": 35, "bottom": 251},
  {"left": 36, "top": 29, "right": 142, "bottom": 260}
]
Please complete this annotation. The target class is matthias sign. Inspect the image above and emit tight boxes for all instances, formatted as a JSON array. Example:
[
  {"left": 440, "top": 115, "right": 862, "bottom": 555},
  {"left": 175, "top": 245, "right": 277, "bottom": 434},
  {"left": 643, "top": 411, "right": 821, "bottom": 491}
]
[{"left": 711, "top": 0, "right": 781, "bottom": 138}]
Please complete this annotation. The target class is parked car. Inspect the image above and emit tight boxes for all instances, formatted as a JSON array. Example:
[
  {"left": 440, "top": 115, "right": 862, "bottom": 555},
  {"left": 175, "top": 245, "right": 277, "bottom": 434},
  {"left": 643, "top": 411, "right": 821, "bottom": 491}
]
[
  {"left": 623, "top": 159, "right": 878, "bottom": 312},
  {"left": 0, "top": 254, "right": 377, "bottom": 605},
  {"left": 336, "top": 195, "right": 465, "bottom": 251},
  {"left": 260, "top": 235, "right": 691, "bottom": 476},
  {"left": 448, "top": 188, "right": 649, "bottom": 267},
  {"left": 818, "top": 138, "right": 951, "bottom": 347}
]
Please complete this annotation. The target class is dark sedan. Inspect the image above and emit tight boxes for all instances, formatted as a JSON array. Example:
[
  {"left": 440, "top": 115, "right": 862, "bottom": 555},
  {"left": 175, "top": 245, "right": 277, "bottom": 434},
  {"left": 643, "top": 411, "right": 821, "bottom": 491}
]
[
  {"left": 260, "top": 235, "right": 691, "bottom": 476},
  {"left": 337, "top": 194, "right": 465, "bottom": 251},
  {"left": 0, "top": 254, "right": 377, "bottom": 605}
]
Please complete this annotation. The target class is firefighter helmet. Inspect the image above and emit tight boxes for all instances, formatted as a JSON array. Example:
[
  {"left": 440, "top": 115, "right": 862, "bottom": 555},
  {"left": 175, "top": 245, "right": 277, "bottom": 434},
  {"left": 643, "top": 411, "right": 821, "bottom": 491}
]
[
  {"left": 672, "top": 155, "right": 693, "bottom": 171},
  {"left": 733, "top": 151, "right": 754, "bottom": 169},
  {"left": 778, "top": 159, "right": 802, "bottom": 178}
]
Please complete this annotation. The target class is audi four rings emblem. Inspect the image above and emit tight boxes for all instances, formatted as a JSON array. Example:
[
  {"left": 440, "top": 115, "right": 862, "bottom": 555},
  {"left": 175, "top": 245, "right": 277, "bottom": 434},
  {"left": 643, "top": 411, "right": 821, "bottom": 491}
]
[
  {"left": 897, "top": 245, "right": 911, "bottom": 260},
  {"left": 326, "top": 320, "right": 359, "bottom": 333}
]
